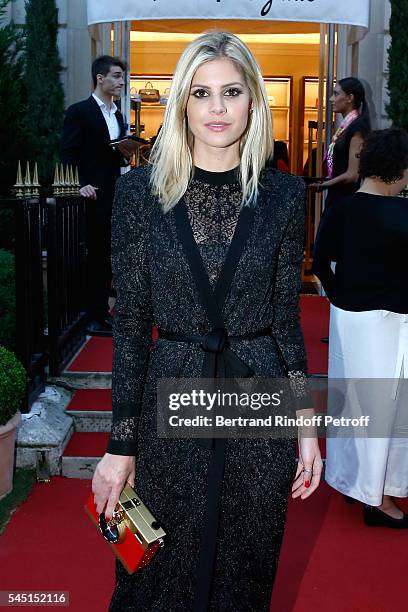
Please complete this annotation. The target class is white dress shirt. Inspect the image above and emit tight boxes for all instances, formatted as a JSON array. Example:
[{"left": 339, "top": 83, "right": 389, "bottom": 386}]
[{"left": 92, "top": 93, "right": 120, "bottom": 140}]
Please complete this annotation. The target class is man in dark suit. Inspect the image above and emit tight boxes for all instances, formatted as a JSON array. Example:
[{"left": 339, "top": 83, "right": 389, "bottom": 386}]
[{"left": 61, "top": 55, "right": 136, "bottom": 336}]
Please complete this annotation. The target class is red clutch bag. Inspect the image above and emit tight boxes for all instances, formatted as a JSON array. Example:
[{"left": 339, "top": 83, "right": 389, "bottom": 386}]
[{"left": 85, "top": 484, "right": 166, "bottom": 574}]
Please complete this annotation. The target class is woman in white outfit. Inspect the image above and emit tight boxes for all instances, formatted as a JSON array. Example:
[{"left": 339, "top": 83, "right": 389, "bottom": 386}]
[{"left": 313, "top": 128, "right": 408, "bottom": 528}]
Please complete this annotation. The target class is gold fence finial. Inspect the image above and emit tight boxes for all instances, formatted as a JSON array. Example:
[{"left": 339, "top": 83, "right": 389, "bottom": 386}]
[
  {"left": 14, "top": 160, "right": 24, "bottom": 198},
  {"left": 16, "top": 160, "right": 23, "bottom": 184},
  {"left": 32, "top": 162, "right": 40, "bottom": 197},
  {"left": 74, "top": 167, "right": 80, "bottom": 194},
  {"left": 65, "top": 164, "right": 71, "bottom": 195},
  {"left": 24, "top": 161, "right": 32, "bottom": 197},
  {"left": 69, "top": 165, "right": 75, "bottom": 195},
  {"left": 53, "top": 164, "right": 60, "bottom": 196},
  {"left": 60, "top": 163, "right": 66, "bottom": 195}
]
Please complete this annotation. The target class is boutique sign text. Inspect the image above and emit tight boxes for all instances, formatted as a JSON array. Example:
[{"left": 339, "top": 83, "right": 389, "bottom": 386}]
[{"left": 87, "top": 0, "right": 370, "bottom": 28}]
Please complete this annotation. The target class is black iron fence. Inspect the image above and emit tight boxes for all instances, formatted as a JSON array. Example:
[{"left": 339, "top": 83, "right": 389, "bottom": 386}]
[
  {"left": 46, "top": 195, "right": 87, "bottom": 375},
  {"left": 0, "top": 189, "right": 87, "bottom": 410}
]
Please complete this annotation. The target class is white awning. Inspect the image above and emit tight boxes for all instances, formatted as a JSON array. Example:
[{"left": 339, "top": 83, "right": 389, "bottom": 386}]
[{"left": 87, "top": 0, "right": 370, "bottom": 28}]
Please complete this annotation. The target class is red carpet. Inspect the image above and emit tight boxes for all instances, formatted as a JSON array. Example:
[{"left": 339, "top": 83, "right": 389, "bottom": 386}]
[
  {"left": 63, "top": 432, "right": 110, "bottom": 457},
  {"left": 1, "top": 478, "right": 406, "bottom": 611},
  {"left": 272, "top": 489, "right": 408, "bottom": 611},
  {"left": 66, "top": 297, "right": 329, "bottom": 375},
  {"left": 66, "top": 389, "right": 112, "bottom": 411},
  {"left": 67, "top": 337, "right": 113, "bottom": 372},
  {"left": 0, "top": 478, "right": 114, "bottom": 612}
]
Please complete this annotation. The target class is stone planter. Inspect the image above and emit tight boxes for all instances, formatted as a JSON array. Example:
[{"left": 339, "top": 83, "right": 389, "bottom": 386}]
[{"left": 0, "top": 411, "right": 21, "bottom": 500}]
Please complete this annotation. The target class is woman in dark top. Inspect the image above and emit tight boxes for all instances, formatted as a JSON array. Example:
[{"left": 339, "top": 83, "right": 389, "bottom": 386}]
[
  {"left": 92, "top": 31, "right": 322, "bottom": 611},
  {"left": 312, "top": 77, "right": 371, "bottom": 207},
  {"left": 313, "top": 128, "right": 408, "bottom": 528}
]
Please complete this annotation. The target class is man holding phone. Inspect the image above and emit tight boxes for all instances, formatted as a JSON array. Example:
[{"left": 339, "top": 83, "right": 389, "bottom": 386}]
[{"left": 60, "top": 55, "right": 138, "bottom": 336}]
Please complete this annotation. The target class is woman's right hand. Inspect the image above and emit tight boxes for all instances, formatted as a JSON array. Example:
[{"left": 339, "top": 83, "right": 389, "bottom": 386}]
[
  {"left": 309, "top": 182, "right": 324, "bottom": 192},
  {"left": 79, "top": 184, "right": 98, "bottom": 199},
  {"left": 92, "top": 453, "right": 136, "bottom": 520}
]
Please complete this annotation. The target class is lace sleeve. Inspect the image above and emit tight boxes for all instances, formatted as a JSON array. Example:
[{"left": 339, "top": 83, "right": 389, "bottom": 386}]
[
  {"left": 271, "top": 179, "right": 312, "bottom": 410},
  {"left": 107, "top": 169, "right": 153, "bottom": 456},
  {"left": 287, "top": 370, "right": 312, "bottom": 411}
]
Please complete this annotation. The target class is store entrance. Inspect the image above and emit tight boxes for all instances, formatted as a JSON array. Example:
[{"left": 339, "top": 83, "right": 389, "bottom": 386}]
[
  {"left": 114, "top": 19, "right": 337, "bottom": 289},
  {"left": 122, "top": 19, "right": 331, "bottom": 176}
]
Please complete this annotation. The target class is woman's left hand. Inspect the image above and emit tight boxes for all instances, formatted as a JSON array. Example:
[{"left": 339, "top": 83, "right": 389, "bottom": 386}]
[{"left": 291, "top": 436, "right": 323, "bottom": 500}]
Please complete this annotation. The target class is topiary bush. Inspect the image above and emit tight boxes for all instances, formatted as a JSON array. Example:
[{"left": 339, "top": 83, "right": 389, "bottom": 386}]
[
  {"left": 0, "top": 249, "right": 16, "bottom": 352},
  {"left": 0, "top": 345, "right": 26, "bottom": 426}
]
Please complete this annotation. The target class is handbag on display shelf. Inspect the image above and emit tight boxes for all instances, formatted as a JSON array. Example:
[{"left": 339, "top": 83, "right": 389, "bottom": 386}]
[
  {"left": 160, "top": 87, "right": 171, "bottom": 105},
  {"left": 85, "top": 484, "right": 166, "bottom": 574},
  {"left": 139, "top": 81, "right": 160, "bottom": 103}
]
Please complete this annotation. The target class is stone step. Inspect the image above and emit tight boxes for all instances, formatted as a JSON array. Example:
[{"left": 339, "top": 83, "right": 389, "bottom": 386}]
[
  {"left": 54, "top": 336, "right": 113, "bottom": 389},
  {"left": 61, "top": 432, "right": 109, "bottom": 478},
  {"left": 65, "top": 389, "right": 112, "bottom": 432},
  {"left": 16, "top": 386, "right": 74, "bottom": 477},
  {"left": 49, "top": 371, "right": 112, "bottom": 389}
]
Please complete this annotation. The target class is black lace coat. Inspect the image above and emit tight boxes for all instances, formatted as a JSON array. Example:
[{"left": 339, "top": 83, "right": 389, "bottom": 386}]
[{"left": 108, "top": 166, "right": 308, "bottom": 612}]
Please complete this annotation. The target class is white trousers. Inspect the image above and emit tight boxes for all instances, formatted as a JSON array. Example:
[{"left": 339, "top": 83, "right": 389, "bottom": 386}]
[{"left": 325, "top": 305, "right": 408, "bottom": 505}]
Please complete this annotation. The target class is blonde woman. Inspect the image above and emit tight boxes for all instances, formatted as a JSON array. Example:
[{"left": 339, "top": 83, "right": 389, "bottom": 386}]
[{"left": 92, "top": 31, "right": 322, "bottom": 611}]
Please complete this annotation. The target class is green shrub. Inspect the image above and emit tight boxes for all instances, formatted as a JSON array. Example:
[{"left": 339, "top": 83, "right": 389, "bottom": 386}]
[
  {"left": 0, "top": 468, "right": 36, "bottom": 534},
  {"left": 387, "top": 1, "right": 408, "bottom": 130},
  {"left": 0, "top": 207, "right": 15, "bottom": 251},
  {"left": 0, "top": 250, "right": 16, "bottom": 352},
  {"left": 0, "top": 0, "right": 26, "bottom": 197},
  {"left": 0, "top": 345, "right": 26, "bottom": 425},
  {"left": 23, "top": 0, "right": 64, "bottom": 186}
]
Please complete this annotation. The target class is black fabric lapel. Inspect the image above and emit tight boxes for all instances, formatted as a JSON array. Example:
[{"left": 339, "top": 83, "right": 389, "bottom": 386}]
[
  {"left": 214, "top": 204, "right": 255, "bottom": 311},
  {"left": 174, "top": 197, "right": 256, "bottom": 383},
  {"left": 174, "top": 199, "right": 255, "bottom": 324},
  {"left": 174, "top": 200, "right": 222, "bottom": 327}
]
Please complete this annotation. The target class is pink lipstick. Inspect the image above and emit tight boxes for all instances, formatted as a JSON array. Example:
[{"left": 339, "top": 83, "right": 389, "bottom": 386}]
[{"left": 205, "top": 122, "right": 231, "bottom": 132}]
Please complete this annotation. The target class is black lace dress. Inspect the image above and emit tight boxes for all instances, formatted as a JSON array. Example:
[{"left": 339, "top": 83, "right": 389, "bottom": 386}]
[{"left": 108, "top": 165, "right": 308, "bottom": 612}]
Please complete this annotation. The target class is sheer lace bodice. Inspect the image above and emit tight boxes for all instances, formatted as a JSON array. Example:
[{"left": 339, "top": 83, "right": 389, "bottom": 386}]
[{"left": 184, "top": 166, "right": 241, "bottom": 286}]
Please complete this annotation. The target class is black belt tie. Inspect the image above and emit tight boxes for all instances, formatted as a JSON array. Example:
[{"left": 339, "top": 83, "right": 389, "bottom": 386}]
[{"left": 158, "top": 327, "right": 271, "bottom": 381}]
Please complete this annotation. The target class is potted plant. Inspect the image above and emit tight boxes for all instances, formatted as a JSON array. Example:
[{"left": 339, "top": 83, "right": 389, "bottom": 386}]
[{"left": 0, "top": 345, "right": 26, "bottom": 500}]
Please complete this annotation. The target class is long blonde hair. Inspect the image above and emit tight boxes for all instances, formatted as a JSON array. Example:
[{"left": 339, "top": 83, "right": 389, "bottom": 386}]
[{"left": 149, "top": 30, "right": 274, "bottom": 212}]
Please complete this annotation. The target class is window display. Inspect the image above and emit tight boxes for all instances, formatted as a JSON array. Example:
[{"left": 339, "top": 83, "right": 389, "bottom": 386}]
[{"left": 130, "top": 74, "right": 292, "bottom": 160}]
